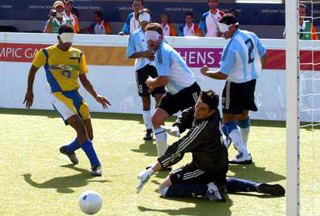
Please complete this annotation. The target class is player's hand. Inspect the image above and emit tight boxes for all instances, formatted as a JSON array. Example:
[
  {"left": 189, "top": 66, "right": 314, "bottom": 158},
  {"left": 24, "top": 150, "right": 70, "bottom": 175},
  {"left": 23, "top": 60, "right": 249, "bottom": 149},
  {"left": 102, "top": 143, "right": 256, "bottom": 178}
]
[
  {"left": 95, "top": 95, "right": 111, "bottom": 109},
  {"left": 23, "top": 91, "right": 34, "bottom": 109},
  {"left": 144, "top": 51, "right": 155, "bottom": 61},
  {"left": 200, "top": 65, "right": 209, "bottom": 76},
  {"left": 137, "top": 168, "right": 153, "bottom": 194},
  {"left": 145, "top": 76, "right": 154, "bottom": 88}
]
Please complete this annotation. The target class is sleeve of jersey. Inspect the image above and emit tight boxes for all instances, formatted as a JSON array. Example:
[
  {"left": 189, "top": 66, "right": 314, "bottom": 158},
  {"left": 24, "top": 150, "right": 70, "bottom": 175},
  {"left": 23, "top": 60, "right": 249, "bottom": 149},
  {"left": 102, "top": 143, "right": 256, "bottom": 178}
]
[
  {"left": 158, "top": 121, "right": 210, "bottom": 168},
  {"left": 220, "top": 49, "right": 236, "bottom": 75},
  {"left": 32, "top": 50, "right": 46, "bottom": 68},
  {"left": 126, "top": 34, "right": 136, "bottom": 58},
  {"left": 156, "top": 48, "right": 170, "bottom": 76},
  {"left": 255, "top": 35, "right": 267, "bottom": 57},
  {"left": 79, "top": 53, "right": 89, "bottom": 74},
  {"left": 173, "top": 107, "right": 195, "bottom": 133},
  {"left": 122, "top": 14, "right": 131, "bottom": 35},
  {"left": 198, "top": 14, "right": 206, "bottom": 31}
]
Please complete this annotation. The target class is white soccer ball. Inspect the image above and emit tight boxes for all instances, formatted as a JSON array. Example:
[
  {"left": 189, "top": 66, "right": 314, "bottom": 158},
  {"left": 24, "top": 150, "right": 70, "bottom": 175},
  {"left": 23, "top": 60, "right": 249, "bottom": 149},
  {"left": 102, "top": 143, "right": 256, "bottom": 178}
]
[{"left": 79, "top": 190, "right": 103, "bottom": 215}]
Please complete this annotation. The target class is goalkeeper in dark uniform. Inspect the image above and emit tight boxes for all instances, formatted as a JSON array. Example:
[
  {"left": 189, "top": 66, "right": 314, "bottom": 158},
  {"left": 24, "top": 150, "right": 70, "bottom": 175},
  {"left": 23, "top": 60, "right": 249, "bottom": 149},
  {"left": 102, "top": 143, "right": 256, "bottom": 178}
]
[{"left": 137, "top": 90, "right": 285, "bottom": 201}]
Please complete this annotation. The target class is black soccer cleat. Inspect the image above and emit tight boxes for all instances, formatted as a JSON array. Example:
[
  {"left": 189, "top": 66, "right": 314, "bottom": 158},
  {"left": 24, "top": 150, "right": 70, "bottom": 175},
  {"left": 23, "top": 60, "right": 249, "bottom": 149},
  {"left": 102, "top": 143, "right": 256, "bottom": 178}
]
[
  {"left": 143, "top": 129, "right": 153, "bottom": 141},
  {"left": 257, "top": 183, "right": 285, "bottom": 196},
  {"left": 229, "top": 153, "right": 253, "bottom": 164},
  {"left": 91, "top": 165, "right": 102, "bottom": 177},
  {"left": 59, "top": 145, "right": 79, "bottom": 164}
]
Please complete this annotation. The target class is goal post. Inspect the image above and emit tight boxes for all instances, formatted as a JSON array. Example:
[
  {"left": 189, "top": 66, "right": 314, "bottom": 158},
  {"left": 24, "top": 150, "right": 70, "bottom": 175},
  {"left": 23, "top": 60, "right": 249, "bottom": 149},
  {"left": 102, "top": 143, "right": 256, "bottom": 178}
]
[{"left": 285, "top": 0, "right": 300, "bottom": 215}]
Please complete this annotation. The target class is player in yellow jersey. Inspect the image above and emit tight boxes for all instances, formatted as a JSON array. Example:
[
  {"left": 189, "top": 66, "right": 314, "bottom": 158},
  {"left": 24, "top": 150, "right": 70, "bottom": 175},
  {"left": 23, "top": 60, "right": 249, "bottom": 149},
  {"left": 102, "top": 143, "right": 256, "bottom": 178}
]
[{"left": 23, "top": 25, "right": 111, "bottom": 176}]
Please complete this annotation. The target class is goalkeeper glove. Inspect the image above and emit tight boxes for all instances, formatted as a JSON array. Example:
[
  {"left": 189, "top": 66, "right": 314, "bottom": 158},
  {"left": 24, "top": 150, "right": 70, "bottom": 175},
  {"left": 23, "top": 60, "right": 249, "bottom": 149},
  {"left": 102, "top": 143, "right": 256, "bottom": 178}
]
[{"left": 136, "top": 168, "right": 154, "bottom": 193}]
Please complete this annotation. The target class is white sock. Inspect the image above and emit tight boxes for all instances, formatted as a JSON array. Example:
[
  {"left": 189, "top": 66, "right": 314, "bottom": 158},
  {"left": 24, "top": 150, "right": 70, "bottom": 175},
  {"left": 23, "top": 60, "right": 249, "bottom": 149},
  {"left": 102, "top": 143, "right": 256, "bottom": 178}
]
[
  {"left": 154, "top": 127, "right": 168, "bottom": 157},
  {"left": 240, "top": 127, "right": 250, "bottom": 148},
  {"left": 142, "top": 110, "right": 153, "bottom": 131},
  {"left": 229, "top": 129, "right": 249, "bottom": 155}
]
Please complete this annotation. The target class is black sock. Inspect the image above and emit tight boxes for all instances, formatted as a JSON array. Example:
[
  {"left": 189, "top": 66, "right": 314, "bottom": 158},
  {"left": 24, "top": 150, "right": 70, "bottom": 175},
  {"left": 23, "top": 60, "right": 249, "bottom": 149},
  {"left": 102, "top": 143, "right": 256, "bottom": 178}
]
[{"left": 165, "top": 184, "right": 207, "bottom": 198}]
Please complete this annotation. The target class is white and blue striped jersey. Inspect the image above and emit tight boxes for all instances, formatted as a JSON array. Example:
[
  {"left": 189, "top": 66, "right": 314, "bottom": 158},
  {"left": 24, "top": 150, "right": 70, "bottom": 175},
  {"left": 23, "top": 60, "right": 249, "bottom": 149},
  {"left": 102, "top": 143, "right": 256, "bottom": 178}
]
[
  {"left": 154, "top": 42, "right": 196, "bottom": 95},
  {"left": 220, "top": 29, "right": 267, "bottom": 83},
  {"left": 126, "top": 28, "right": 153, "bottom": 70}
]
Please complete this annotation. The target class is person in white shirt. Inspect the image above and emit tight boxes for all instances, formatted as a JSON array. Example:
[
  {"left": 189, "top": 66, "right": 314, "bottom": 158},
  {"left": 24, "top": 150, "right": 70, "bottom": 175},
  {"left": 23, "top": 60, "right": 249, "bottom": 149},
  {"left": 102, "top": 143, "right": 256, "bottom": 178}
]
[
  {"left": 201, "top": 14, "right": 268, "bottom": 164},
  {"left": 126, "top": 9, "right": 165, "bottom": 140},
  {"left": 160, "top": 13, "right": 177, "bottom": 36},
  {"left": 199, "top": 0, "right": 225, "bottom": 37},
  {"left": 144, "top": 22, "right": 201, "bottom": 158},
  {"left": 178, "top": 12, "right": 199, "bottom": 37}
]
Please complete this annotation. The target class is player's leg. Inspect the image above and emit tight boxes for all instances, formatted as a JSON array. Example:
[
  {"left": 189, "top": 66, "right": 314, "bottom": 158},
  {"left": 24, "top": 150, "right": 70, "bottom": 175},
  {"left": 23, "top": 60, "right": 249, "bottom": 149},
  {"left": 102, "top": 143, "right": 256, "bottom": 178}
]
[
  {"left": 221, "top": 81, "right": 251, "bottom": 164},
  {"left": 226, "top": 178, "right": 285, "bottom": 196},
  {"left": 236, "top": 110, "right": 250, "bottom": 148},
  {"left": 136, "top": 68, "right": 153, "bottom": 140},
  {"left": 83, "top": 119, "right": 93, "bottom": 141},
  {"left": 152, "top": 107, "right": 169, "bottom": 157}
]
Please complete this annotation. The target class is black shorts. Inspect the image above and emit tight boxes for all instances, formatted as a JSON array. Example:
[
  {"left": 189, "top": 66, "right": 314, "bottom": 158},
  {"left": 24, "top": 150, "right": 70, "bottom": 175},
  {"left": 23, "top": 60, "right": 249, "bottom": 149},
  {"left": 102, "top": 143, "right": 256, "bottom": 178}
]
[
  {"left": 135, "top": 65, "right": 166, "bottom": 97},
  {"left": 169, "top": 163, "right": 227, "bottom": 187},
  {"left": 222, "top": 79, "right": 258, "bottom": 115},
  {"left": 158, "top": 82, "right": 201, "bottom": 116}
]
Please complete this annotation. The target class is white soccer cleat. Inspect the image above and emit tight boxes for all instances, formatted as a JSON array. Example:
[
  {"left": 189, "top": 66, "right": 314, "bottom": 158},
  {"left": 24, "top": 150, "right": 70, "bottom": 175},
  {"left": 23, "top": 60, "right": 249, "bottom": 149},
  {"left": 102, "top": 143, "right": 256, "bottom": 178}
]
[
  {"left": 229, "top": 153, "right": 253, "bottom": 164},
  {"left": 136, "top": 169, "right": 153, "bottom": 193}
]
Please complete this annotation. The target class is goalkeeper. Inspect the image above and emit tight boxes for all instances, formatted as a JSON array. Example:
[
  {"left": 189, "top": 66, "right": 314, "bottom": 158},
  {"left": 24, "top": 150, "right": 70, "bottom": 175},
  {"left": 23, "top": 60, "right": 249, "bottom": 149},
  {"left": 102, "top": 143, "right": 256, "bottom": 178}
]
[{"left": 137, "top": 90, "right": 285, "bottom": 200}]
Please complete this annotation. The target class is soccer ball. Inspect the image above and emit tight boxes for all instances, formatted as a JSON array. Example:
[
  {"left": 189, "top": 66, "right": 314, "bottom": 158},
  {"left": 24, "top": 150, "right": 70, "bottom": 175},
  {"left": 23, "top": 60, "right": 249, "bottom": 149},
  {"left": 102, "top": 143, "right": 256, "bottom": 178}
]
[{"left": 79, "top": 190, "right": 103, "bottom": 215}]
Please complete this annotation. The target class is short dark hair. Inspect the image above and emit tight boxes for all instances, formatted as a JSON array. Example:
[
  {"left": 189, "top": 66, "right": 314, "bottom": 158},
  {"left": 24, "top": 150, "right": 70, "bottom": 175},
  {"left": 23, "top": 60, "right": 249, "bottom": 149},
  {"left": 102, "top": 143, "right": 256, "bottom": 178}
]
[
  {"left": 219, "top": 13, "right": 239, "bottom": 27},
  {"left": 299, "top": 4, "right": 307, "bottom": 9},
  {"left": 160, "top": 13, "right": 171, "bottom": 24},
  {"left": 94, "top": 10, "right": 103, "bottom": 19},
  {"left": 184, "top": 12, "right": 194, "bottom": 18},
  {"left": 58, "top": 24, "right": 74, "bottom": 34},
  {"left": 132, "top": 0, "right": 144, "bottom": 5},
  {"left": 200, "top": 90, "right": 219, "bottom": 111},
  {"left": 137, "top": 8, "right": 152, "bottom": 19},
  {"left": 145, "top": 22, "right": 163, "bottom": 35},
  {"left": 230, "top": 8, "right": 237, "bottom": 17}
]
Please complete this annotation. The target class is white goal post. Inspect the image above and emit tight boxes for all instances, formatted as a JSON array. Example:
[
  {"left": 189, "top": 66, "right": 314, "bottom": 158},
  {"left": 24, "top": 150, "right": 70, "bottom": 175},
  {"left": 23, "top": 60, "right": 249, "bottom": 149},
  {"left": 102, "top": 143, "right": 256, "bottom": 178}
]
[{"left": 286, "top": 0, "right": 300, "bottom": 215}]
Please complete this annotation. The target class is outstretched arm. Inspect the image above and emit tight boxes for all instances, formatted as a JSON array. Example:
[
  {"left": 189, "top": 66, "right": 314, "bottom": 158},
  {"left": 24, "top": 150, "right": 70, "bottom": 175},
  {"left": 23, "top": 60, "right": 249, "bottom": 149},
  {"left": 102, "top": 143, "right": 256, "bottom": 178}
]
[
  {"left": 23, "top": 65, "right": 39, "bottom": 109},
  {"left": 200, "top": 65, "right": 228, "bottom": 80},
  {"left": 79, "top": 74, "right": 111, "bottom": 109}
]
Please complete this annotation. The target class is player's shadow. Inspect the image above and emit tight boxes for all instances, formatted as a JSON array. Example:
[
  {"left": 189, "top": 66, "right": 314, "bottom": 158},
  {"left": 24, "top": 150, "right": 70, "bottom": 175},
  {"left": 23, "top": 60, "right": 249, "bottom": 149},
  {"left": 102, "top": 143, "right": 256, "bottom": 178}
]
[
  {"left": 22, "top": 164, "right": 110, "bottom": 193},
  {"left": 228, "top": 164, "right": 285, "bottom": 182},
  {"left": 131, "top": 140, "right": 158, "bottom": 157},
  {"left": 137, "top": 195, "right": 233, "bottom": 216}
]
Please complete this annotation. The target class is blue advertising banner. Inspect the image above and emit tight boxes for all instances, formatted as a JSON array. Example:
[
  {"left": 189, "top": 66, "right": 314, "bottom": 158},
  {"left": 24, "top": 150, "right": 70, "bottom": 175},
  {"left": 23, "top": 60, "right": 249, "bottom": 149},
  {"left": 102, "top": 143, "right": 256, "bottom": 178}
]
[{"left": 0, "top": 0, "right": 318, "bottom": 25}]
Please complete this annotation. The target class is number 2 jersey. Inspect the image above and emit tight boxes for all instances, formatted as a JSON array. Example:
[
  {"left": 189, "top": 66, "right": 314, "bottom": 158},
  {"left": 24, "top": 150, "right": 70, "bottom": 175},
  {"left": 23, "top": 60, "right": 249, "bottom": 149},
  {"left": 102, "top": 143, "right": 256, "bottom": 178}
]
[
  {"left": 219, "top": 29, "right": 267, "bottom": 83},
  {"left": 32, "top": 44, "right": 88, "bottom": 92}
]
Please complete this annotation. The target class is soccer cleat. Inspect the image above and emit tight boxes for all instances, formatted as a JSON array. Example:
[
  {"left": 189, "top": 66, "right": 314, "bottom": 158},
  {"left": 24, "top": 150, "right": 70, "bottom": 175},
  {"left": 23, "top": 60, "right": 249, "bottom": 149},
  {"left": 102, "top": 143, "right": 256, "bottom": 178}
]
[
  {"left": 257, "top": 183, "right": 285, "bottom": 196},
  {"left": 137, "top": 169, "right": 153, "bottom": 193},
  {"left": 143, "top": 129, "right": 153, "bottom": 141},
  {"left": 229, "top": 153, "right": 253, "bottom": 164},
  {"left": 91, "top": 165, "right": 102, "bottom": 177},
  {"left": 206, "top": 182, "right": 226, "bottom": 202},
  {"left": 59, "top": 145, "right": 79, "bottom": 164}
]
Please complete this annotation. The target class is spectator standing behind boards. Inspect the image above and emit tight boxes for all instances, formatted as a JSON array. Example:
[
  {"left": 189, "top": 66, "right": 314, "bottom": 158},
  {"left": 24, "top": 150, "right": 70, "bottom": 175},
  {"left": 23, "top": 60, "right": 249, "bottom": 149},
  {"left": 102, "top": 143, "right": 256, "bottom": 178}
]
[
  {"left": 199, "top": 0, "right": 225, "bottom": 37},
  {"left": 43, "top": 1, "right": 72, "bottom": 33},
  {"left": 179, "top": 12, "right": 199, "bottom": 37},
  {"left": 160, "top": 14, "right": 177, "bottom": 36},
  {"left": 64, "top": 0, "right": 80, "bottom": 33},
  {"left": 299, "top": 4, "right": 318, "bottom": 40},
  {"left": 86, "top": 11, "right": 112, "bottom": 34},
  {"left": 119, "top": 0, "right": 144, "bottom": 35}
]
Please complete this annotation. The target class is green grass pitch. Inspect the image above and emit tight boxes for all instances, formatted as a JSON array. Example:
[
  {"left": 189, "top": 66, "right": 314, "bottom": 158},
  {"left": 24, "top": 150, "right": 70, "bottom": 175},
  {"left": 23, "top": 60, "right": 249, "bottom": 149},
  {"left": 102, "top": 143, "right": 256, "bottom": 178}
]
[{"left": 0, "top": 108, "right": 319, "bottom": 216}]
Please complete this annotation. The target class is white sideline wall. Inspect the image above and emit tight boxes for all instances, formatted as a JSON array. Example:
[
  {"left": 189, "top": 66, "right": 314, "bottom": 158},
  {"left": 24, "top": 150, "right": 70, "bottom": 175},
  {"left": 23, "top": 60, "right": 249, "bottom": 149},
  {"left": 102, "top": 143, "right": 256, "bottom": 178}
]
[{"left": 0, "top": 33, "right": 317, "bottom": 121}]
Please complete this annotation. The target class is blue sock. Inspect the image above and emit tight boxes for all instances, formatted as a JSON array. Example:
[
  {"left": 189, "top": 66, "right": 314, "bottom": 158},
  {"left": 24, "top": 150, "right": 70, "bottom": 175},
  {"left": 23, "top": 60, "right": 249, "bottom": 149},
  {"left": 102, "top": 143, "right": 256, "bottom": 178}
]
[
  {"left": 81, "top": 140, "right": 101, "bottom": 168},
  {"left": 65, "top": 138, "right": 80, "bottom": 153},
  {"left": 222, "top": 121, "right": 238, "bottom": 137},
  {"left": 238, "top": 117, "right": 250, "bottom": 128},
  {"left": 226, "top": 178, "right": 259, "bottom": 193},
  {"left": 165, "top": 184, "right": 207, "bottom": 198}
]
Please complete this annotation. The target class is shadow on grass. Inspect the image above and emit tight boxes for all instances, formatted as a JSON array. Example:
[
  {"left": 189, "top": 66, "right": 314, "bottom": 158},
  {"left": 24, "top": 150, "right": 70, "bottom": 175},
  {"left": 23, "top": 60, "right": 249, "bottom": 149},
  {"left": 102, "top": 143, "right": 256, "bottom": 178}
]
[
  {"left": 228, "top": 163, "right": 285, "bottom": 182},
  {"left": 131, "top": 140, "right": 157, "bottom": 157},
  {"left": 251, "top": 120, "right": 285, "bottom": 128},
  {"left": 138, "top": 195, "right": 233, "bottom": 216},
  {"left": 22, "top": 164, "right": 110, "bottom": 193}
]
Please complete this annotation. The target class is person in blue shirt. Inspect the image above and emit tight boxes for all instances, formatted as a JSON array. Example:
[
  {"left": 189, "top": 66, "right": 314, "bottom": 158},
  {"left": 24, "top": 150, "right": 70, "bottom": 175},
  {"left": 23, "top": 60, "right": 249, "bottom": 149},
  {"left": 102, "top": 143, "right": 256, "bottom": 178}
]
[
  {"left": 144, "top": 22, "right": 201, "bottom": 159},
  {"left": 119, "top": 0, "right": 144, "bottom": 35},
  {"left": 126, "top": 9, "right": 165, "bottom": 140},
  {"left": 200, "top": 14, "right": 268, "bottom": 164}
]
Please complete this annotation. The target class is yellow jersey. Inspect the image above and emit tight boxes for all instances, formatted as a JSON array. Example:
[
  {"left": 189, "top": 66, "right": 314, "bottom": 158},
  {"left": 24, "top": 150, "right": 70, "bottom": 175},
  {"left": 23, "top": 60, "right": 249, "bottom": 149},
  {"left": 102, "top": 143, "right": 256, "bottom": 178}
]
[{"left": 32, "top": 44, "right": 88, "bottom": 92}]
